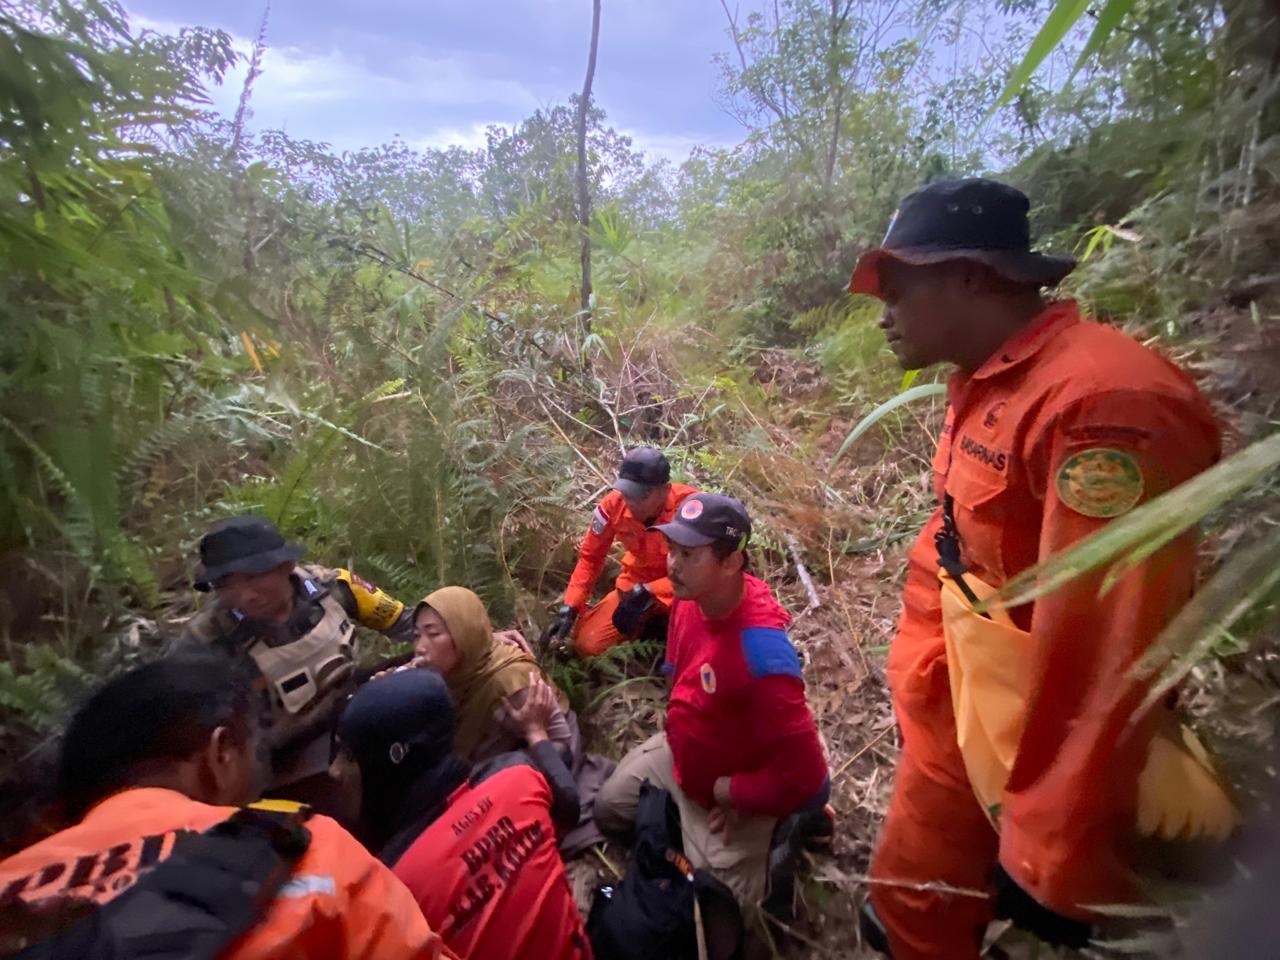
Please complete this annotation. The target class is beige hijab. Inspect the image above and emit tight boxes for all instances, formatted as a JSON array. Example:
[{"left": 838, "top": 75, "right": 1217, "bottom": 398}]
[{"left": 420, "top": 586, "right": 555, "bottom": 759}]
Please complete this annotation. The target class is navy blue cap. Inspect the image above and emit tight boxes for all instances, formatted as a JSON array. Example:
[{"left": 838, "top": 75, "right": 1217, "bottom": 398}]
[
  {"left": 614, "top": 447, "right": 670, "bottom": 499},
  {"left": 651, "top": 492, "right": 751, "bottom": 549}
]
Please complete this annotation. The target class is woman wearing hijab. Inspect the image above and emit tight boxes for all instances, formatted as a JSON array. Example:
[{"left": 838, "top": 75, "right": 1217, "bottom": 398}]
[
  {"left": 331, "top": 669, "right": 592, "bottom": 960},
  {"left": 412, "top": 586, "right": 574, "bottom": 763}
]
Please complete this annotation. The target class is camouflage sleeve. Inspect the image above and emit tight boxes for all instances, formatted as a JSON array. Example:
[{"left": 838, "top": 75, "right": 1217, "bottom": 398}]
[{"left": 171, "top": 606, "right": 231, "bottom": 655}]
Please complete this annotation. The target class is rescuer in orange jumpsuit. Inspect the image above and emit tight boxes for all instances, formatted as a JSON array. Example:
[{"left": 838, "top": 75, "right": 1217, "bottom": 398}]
[
  {"left": 848, "top": 179, "right": 1222, "bottom": 958},
  {"left": 545, "top": 447, "right": 698, "bottom": 657}
]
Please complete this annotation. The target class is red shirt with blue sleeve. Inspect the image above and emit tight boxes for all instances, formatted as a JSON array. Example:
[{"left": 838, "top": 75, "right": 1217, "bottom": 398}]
[{"left": 663, "top": 574, "right": 828, "bottom": 817}]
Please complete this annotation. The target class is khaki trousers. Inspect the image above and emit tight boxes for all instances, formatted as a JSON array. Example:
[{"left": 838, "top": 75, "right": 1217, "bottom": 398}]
[{"left": 594, "top": 731, "right": 776, "bottom": 905}]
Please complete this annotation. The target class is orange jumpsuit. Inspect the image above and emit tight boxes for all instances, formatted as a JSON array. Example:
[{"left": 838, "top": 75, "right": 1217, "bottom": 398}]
[
  {"left": 869, "top": 302, "right": 1220, "bottom": 959},
  {"left": 564, "top": 482, "right": 699, "bottom": 656},
  {"left": 0, "top": 787, "right": 454, "bottom": 960}
]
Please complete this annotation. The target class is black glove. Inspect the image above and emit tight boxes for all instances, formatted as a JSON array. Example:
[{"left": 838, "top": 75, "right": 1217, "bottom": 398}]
[
  {"left": 611, "top": 584, "right": 656, "bottom": 637},
  {"left": 543, "top": 605, "right": 578, "bottom": 653},
  {"left": 993, "top": 864, "right": 1091, "bottom": 950}
]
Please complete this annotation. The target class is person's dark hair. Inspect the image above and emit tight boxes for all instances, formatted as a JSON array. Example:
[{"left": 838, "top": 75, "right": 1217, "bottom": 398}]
[
  {"left": 57, "top": 653, "right": 260, "bottom": 821},
  {"left": 710, "top": 538, "right": 752, "bottom": 573}
]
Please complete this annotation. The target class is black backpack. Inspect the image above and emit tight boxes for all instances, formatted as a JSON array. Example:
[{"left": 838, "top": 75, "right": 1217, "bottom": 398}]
[
  {"left": 2, "top": 801, "right": 312, "bottom": 960},
  {"left": 586, "top": 781, "right": 743, "bottom": 960}
]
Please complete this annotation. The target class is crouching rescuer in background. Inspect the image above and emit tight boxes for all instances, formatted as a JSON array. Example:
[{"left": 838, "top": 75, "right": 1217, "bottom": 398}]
[
  {"left": 593, "top": 492, "right": 831, "bottom": 908},
  {"left": 545, "top": 447, "right": 699, "bottom": 657},
  {"left": 851, "top": 178, "right": 1239, "bottom": 958}
]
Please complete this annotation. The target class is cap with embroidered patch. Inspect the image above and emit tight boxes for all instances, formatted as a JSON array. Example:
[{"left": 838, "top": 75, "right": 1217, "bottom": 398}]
[
  {"left": 651, "top": 492, "right": 751, "bottom": 549},
  {"left": 614, "top": 447, "right": 671, "bottom": 499}
]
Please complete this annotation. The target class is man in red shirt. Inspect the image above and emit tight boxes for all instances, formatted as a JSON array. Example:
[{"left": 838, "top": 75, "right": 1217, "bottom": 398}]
[
  {"left": 548, "top": 447, "right": 700, "bottom": 657},
  {"left": 849, "top": 179, "right": 1224, "bottom": 958},
  {"left": 593, "top": 493, "right": 829, "bottom": 905},
  {"left": 331, "top": 667, "right": 590, "bottom": 960}
]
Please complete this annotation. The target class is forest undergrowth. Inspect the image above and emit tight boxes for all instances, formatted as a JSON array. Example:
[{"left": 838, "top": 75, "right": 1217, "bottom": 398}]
[{"left": 2, "top": 0, "right": 1279, "bottom": 956}]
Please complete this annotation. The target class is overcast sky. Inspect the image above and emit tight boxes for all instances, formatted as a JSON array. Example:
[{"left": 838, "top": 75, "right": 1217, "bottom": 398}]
[{"left": 128, "top": 0, "right": 751, "bottom": 164}]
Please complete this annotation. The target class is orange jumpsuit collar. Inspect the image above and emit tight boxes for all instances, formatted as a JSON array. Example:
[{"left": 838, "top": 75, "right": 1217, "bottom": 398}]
[{"left": 965, "top": 300, "right": 1081, "bottom": 383}]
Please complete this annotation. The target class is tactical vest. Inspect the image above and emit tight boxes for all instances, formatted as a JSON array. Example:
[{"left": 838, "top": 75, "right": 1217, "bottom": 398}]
[
  {"left": 252, "top": 566, "right": 355, "bottom": 717},
  {"left": 190, "top": 565, "right": 356, "bottom": 717}
]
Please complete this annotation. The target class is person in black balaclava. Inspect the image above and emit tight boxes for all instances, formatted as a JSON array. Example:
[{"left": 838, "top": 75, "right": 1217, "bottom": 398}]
[{"left": 331, "top": 669, "right": 591, "bottom": 960}]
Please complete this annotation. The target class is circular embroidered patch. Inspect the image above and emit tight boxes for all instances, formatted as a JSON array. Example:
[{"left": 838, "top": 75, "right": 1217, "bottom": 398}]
[
  {"left": 1055, "top": 448, "right": 1144, "bottom": 518},
  {"left": 699, "top": 663, "right": 717, "bottom": 694},
  {"left": 681, "top": 498, "right": 704, "bottom": 520}
]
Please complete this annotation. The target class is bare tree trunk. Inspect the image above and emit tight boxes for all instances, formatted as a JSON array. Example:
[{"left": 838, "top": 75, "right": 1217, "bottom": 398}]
[
  {"left": 233, "top": 5, "right": 270, "bottom": 275},
  {"left": 824, "top": 0, "right": 854, "bottom": 186},
  {"left": 576, "top": 0, "right": 602, "bottom": 326},
  {"left": 825, "top": 91, "right": 843, "bottom": 185}
]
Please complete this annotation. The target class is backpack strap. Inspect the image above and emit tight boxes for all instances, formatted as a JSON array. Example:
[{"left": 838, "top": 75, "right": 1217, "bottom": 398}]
[
  {"left": 10, "top": 801, "right": 312, "bottom": 960},
  {"left": 934, "top": 438, "right": 988, "bottom": 615}
]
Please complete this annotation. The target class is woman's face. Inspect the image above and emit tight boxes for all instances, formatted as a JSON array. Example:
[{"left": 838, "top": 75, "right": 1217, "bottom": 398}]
[{"left": 414, "top": 607, "right": 461, "bottom": 675}]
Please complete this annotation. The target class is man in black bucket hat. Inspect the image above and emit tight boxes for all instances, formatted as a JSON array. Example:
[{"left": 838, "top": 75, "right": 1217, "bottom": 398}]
[
  {"left": 179, "top": 516, "right": 416, "bottom": 812},
  {"left": 848, "top": 178, "right": 1075, "bottom": 300},
  {"left": 852, "top": 179, "right": 1226, "bottom": 958}
]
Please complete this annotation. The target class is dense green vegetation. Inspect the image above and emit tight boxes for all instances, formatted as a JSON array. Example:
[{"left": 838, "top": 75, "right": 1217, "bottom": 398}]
[{"left": 1, "top": 0, "right": 1277, "bottom": 949}]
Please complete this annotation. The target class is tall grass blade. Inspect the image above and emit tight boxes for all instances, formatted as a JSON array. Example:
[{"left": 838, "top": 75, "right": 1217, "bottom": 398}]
[
  {"left": 1071, "top": 0, "right": 1136, "bottom": 76},
  {"left": 829, "top": 383, "right": 947, "bottom": 472},
  {"left": 990, "top": 0, "right": 1092, "bottom": 113},
  {"left": 1134, "top": 527, "right": 1280, "bottom": 711}
]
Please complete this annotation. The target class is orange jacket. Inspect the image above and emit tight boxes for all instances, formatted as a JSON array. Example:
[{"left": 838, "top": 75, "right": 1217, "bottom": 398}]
[
  {"left": 0, "top": 787, "right": 455, "bottom": 960},
  {"left": 891, "top": 301, "right": 1220, "bottom": 914},
  {"left": 563, "top": 482, "right": 699, "bottom": 611}
]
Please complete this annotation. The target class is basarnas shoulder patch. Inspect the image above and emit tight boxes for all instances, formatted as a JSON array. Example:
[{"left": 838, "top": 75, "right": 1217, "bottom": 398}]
[
  {"left": 590, "top": 505, "right": 608, "bottom": 535},
  {"left": 1055, "top": 447, "right": 1144, "bottom": 518}
]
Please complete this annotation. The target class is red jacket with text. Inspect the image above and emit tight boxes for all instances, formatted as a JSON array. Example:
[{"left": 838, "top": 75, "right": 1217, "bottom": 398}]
[{"left": 392, "top": 756, "right": 591, "bottom": 960}]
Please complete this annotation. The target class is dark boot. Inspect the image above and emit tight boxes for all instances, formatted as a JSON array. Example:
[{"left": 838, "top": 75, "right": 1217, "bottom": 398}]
[
  {"left": 859, "top": 900, "right": 893, "bottom": 956},
  {"left": 762, "top": 804, "right": 836, "bottom": 920}
]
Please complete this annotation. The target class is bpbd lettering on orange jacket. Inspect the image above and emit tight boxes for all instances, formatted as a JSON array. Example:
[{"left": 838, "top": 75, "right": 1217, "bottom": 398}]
[{"left": 0, "top": 829, "right": 191, "bottom": 906}]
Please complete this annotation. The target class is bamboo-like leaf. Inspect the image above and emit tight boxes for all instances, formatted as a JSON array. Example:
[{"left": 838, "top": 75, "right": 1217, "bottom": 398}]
[
  {"left": 1078, "top": 224, "right": 1112, "bottom": 262},
  {"left": 1133, "top": 527, "right": 1280, "bottom": 712},
  {"left": 829, "top": 383, "right": 947, "bottom": 472},
  {"left": 989, "top": 432, "right": 1280, "bottom": 609},
  {"left": 991, "top": 0, "right": 1093, "bottom": 112},
  {"left": 900, "top": 368, "right": 922, "bottom": 390},
  {"left": 1071, "top": 0, "right": 1137, "bottom": 76}
]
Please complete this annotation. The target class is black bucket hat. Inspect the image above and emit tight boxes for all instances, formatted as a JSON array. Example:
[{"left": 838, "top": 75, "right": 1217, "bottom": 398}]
[
  {"left": 193, "top": 516, "right": 304, "bottom": 591},
  {"left": 849, "top": 178, "right": 1075, "bottom": 299}
]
